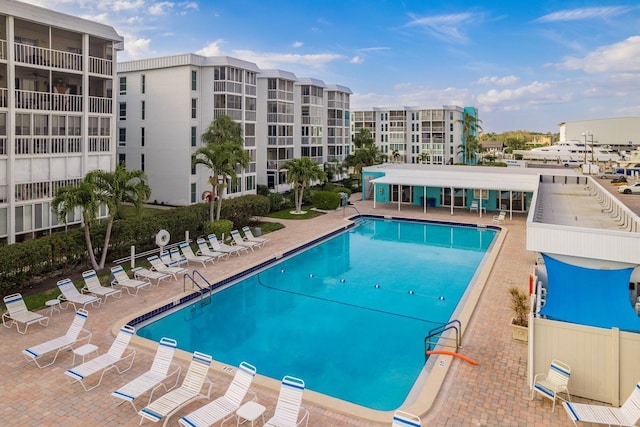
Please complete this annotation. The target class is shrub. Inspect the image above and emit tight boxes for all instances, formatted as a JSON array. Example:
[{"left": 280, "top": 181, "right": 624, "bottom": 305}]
[
  {"left": 332, "top": 186, "right": 352, "bottom": 197},
  {"left": 268, "top": 192, "right": 285, "bottom": 212},
  {"left": 203, "top": 219, "right": 233, "bottom": 240},
  {"left": 256, "top": 184, "right": 270, "bottom": 197},
  {"left": 312, "top": 191, "right": 341, "bottom": 210}
]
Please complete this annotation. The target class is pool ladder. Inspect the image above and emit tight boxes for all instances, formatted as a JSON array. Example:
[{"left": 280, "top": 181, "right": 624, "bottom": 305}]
[
  {"left": 424, "top": 319, "right": 461, "bottom": 362},
  {"left": 183, "top": 270, "right": 212, "bottom": 308},
  {"left": 343, "top": 204, "right": 369, "bottom": 225}
]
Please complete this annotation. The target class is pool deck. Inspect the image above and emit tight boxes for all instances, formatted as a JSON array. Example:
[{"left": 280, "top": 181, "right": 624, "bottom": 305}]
[{"left": 1, "top": 199, "right": 577, "bottom": 426}]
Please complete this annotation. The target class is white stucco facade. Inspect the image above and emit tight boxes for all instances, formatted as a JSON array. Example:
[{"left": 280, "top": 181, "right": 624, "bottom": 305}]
[{"left": 559, "top": 117, "right": 640, "bottom": 150}]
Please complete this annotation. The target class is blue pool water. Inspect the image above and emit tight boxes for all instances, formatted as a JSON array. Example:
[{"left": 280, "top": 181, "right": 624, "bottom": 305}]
[{"left": 137, "top": 217, "right": 496, "bottom": 410}]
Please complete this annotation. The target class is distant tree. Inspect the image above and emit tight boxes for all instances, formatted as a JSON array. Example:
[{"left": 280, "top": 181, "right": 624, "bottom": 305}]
[
  {"left": 391, "top": 149, "right": 400, "bottom": 163},
  {"left": 418, "top": 151, "right": 429, "bottom": 164},
  {"left": 280, "top": 157, "right": 326, "bottom": 214},
  {"left": 353, "top": 128, "right": 375, "bottom": 149},
  {"left": 194, "top": 115, "right": 250, "bottom": 221},
  {"left": 456, "top": 112, "right": 483, "bottom": 164}
]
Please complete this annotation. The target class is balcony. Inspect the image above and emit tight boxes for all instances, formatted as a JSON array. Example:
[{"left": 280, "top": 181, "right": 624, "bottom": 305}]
[
  {"left": 15, "top": 90, "right": 83, "bottom": 112},
  {"left": 88, "top": 137, "right": 110, "bottom": 152},
  {"left": 15, "top": 137, "right": 82, "bottom": 155}
]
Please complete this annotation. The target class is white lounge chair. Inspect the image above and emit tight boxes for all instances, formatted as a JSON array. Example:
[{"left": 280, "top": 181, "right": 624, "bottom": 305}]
[
  {"left": 82, "top": 269, "right": 122, "bottom": 303},
  {"left": 139, "top": 351, "right": 213, "bottom": 426},
  {"left": 22, "top": 309, "right": 91, "bottom": 368},
  {"left": 111, "top": 265, "right": 152, "bottom": 295},
  {"left": 2, "top": 293, "right": 49, "bottom": 334},
  {"left": 112, "top": 337, "right": 181, "bottom": 411},
  {"left": 132, "top": 267, "right": 171, "bottom": 286},
  {"left": 392, "top": 410, "right": 421, "bottom": 427},
  {"left": 178, "top": 242, "right": 215, "bottom": 268},
  {"left": 531, "top": 359, "right": 571, "bottom": 412},
  {"left": 169, "top": 248, "right": 189, "bottom": 267},
  {"left": 196, "top": 238, "right": 228, "bottom": 260},
  {"left": 264, "top": 376, "right": 309, "bottom": 427},
  {"left": 242, "top": 226, "right": 270, "bottom": 247},
  {"left": 147, "top": 255, "right": 186, "bottom": 280},
  {"left": 178, "top": 361, "right": 257, "bottom": 427},
  {"left": 57, "top": 278, "right": 101, "bottom": 310},
  {"left": 230, "top": 229, "right": 260, "bottom": 251},
  {"left": 65, "top": 324, "right": 136, "bottom": 391},
  {"left": 492, "top": 211, "right": 506, "bottom": 224},
  {"left": 207, "top": 234, "right": 246, "bottom": 256},
  {"left": 563, "top": 382, "right": 640, "bottom": 426}
]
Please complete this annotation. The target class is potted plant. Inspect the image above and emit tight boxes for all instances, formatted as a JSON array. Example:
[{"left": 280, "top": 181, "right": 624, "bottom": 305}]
[{"left": 508, "top": 286, "right": 530, "bottom": 342}]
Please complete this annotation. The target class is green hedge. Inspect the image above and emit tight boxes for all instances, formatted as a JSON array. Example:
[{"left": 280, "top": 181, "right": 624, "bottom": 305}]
[
  {"left": 0, "top": 194, "right": 272, "bottom": 295},
  {"left": 312, "top": 191, "right": 341, "bottom": 210}
]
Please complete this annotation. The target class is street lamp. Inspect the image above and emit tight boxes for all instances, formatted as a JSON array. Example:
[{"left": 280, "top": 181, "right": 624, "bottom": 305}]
[{"left": 582, "top": 131, "right": 590, "bottom": 167}]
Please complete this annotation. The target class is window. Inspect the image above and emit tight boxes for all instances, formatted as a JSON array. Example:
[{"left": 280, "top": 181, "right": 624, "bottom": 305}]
[
  {"left": 141, "top": 74, "right": 145, "bottom": 94},
  {"left": 450, "top": 135, "right": 453, "bottom": 143},
  {"left": 190, "top": 183, "right": 196, "bottom": 204},
  {"left": 15, "top": 114, "right": 30, "bottom": 135},
  {"left": 141, "top": 101, "right": 145, "bottom": 120},
  {"left": 119, "top": 77, "right": 126, "bottom": 95},
  {"left": 450, "top": 123, "right": 453, "bottom": 131},
  {"left": 118, "top": 153, "right": 126, "bottom": 166},
  {"left": 191, "top": 98, "right": 197, "bottom": 119},
  {"left": 191, "top": 127, "right": 197, "bottom": 147},
  {"left": 191, "top": 70, "right": 197, "bottom": 90},
  {"left": 191, "top": 155, "right": 196, "bottom": 175},
  {"left": 141, "top": 153, "right": 145, "bottom": 171},
  {"left": 119, "top": 102, "right": 126, "bottom": 120},
  {"left": 118, "top": 128, "right": 126, "bottom": 146},
  {"left": 141, "top": 127, "right": 145, "bottom": 147}
]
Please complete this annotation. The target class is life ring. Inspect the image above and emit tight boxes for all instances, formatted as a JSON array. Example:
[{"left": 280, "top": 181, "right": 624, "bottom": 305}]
[
  {"left": 155, "top": 229, "right": 170, "bottom": 247},
  {"left": 201, "top": 191, "right": 213, "bottom": 202},
  {"left": 378, "top": 187, "right": 384, "bottom": 195}
]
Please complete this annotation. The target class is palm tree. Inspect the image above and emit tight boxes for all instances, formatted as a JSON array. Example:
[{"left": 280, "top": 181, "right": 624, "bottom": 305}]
[
  {"left": 86, "top": 165, "right": 151, "bottom": 268},
  {"left": 194, "top": 115, "right": 250, "bottom": 221},
  {"left": 391, "top": 149, "right": 400, "bottom": 163},
  {"left": 344, "top": 145, "right": 384, "bottom": 190},
  {"left": 52, "top": 166, "right": 151, "bottom": 271},
  {"left": 418, "top": 151, "right": 429, "bottom": 164},
  {"left": 280, "top": 157, "right": 326, "bottom": 214},
  {"left": 52, "top": 179, "right": 109, "bottom": 271},
  {"left": 456, "top": 112, "right": 483, "bottom": 164},
  {"left": 353, "top": 128, "right": 375, "bottom": 149}
]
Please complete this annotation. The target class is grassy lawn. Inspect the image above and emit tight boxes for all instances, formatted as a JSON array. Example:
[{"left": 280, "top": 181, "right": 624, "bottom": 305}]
[{"left": 266, "top": 207, "right": 325, "bottom": 220}]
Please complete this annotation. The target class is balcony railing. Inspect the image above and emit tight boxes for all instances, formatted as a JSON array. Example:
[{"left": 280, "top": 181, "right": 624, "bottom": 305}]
[
  {"left": 88, "top": 137, "right": 110, "bottom": 152},
  {"left": 245, "top": 111, "right": 256, "bottom": 121},
  {"left": 0, "top": 88, "right": 7, "bottom": 108},
  {"left": 0, "top": 137, "right": 6, "bottom": 156},
  {"left": 15, "top": 90, "right": 83, "bottom": 112},
  {"left": 89, "top": 96, "right": 112, "bottom": 114},
  {"left": 89, "top": 56, "right": 112, "bottom": 76},
  {"left": 0, "top": 39, "right": 6, "bottom": 60},
  {"left": 15, "top": 136, "right": 82, "bottom": 155},
  {"left": 50, "top": 48, "right": 82, "bottom": 71}
]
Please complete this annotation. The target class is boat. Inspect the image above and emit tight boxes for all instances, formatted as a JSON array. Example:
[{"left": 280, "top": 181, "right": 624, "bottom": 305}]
[{"left": 514, "top": 140, "right": 620, "bottom": 163}]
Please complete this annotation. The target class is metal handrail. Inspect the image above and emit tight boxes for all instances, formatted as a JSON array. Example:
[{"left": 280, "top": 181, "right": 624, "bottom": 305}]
[{"left": 424, "top": 319, "right": 461, "bottom": 362}]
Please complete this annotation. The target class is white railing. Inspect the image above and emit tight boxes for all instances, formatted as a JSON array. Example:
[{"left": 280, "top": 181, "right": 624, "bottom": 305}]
[
  {"left": 49, "top": 49, "right": 82, "bottom": 71},
  {"left": 245, "top": 86, "right": 256, "bottom": 96},
  {"left": 328, "top": 119, "right": 344, "bottom": 126},
  {"left": 0, "top": 88, "right": 7, "bottom": 108},
  {"left": 0, "top": 39, "right": 6, "bottom": 60},
  {"left": 14, "top": 43, "right": 49, "bottom": 65},
  {"left": 88, "top": 137, "right": 110, "bottom": 152},
  {"left": 89, "top": 56, "right": 112, "bottom": 76},
  {"left": 245, "top": 111, "right": 256, "bottom": 121},
  {"left": 89, "top": 96, "right": 112, "bottom": 114},
  {"left": 15, "top": 90, "right": 83, "bottom": 112},
  {"left": 0, "top": 137, "right": 6, "bottom": 155}
]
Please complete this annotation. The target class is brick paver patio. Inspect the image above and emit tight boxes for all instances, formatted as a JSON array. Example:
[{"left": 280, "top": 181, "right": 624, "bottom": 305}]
[{"left": 1, "top": 199, "right": 575, "bottom": 426}]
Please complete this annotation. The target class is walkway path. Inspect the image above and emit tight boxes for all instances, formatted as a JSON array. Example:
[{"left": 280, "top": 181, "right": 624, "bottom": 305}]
[{"left": 1, "top": 200, "right": 574, "bottom": 426}]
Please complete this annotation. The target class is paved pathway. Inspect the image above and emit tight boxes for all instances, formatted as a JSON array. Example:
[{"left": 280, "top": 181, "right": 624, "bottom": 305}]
[{"left": 1, "top": 200, "right": 576, "bottom": 426}]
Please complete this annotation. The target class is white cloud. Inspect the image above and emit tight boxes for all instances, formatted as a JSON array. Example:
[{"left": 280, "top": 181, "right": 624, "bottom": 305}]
[
  {"left": 405, "top": 13, "right": 478, "bottom": 43},
  {"left": 112, "top": 0, "right": 145, "bottom": 12},
  {"left": 78, "top": 12, "right": 109, "bottom": 24},
  {"left": 292, "top": 41, "right": 303, "bottom": 48},
  {"left": 477, "top": 75, "right": 519, "bottom": 86},
  {"left": 148, "top": 1, "right": 174, "bottom": 16},
  {"left": 195, "top": 39, "right": 225, "bottom": 57},
  {"left": 120, "top": 36, "right": 152, "bottom": 59},
  {"left": 350, "top": 56, "right": 363, "bottom": 64},
  {"left": 126, "top": 16, "right": 144, "bottom": 25},
  {"left": 558, "top": 36, "right": 640, "bottom": 73},
  {"left": 232, "top": 50, "right": 345, "bottom": 69},
  {"left": 535, "top": 7, "right": 630, "bottom": 23},
  {"left": 476, "top": 81, "right": 556, "bottom": 107}
]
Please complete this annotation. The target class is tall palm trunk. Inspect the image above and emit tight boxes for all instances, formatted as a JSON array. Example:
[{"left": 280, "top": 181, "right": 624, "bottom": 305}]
[
  {"left": 97, "top": 217, "right": 114, "bottom": 270},
  {"left": 83, "top": 214, "right": 100, "bottom": 271}
]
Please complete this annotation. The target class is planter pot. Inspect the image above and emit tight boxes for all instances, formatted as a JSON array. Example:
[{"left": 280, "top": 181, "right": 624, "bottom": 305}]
[{"left": 511, "top": 319, "right": 528, "bottom": 342}]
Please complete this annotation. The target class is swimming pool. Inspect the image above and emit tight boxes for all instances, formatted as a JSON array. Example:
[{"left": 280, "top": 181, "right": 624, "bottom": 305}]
[{"left": 136, "top": 217, "right": 497, "bottom": 411}]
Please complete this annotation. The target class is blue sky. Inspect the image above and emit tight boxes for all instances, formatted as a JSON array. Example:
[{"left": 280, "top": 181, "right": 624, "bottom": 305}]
[{"left": 28, "top": 0, "right": 640, "bottom": 133}]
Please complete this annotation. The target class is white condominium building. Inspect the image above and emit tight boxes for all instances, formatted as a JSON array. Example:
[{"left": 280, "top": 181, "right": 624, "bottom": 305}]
[
  {"left": 118, "top": 54, "right": 351, "bottom": 203},
  {"left": 117, "top": 55, "right": 260, "bottom": 206},
  {"left": 0, "top": 0, "right": 123, "bottom": 244},
  {"left": 352, "top": 106, "right": 469, "bottom": 165}
]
